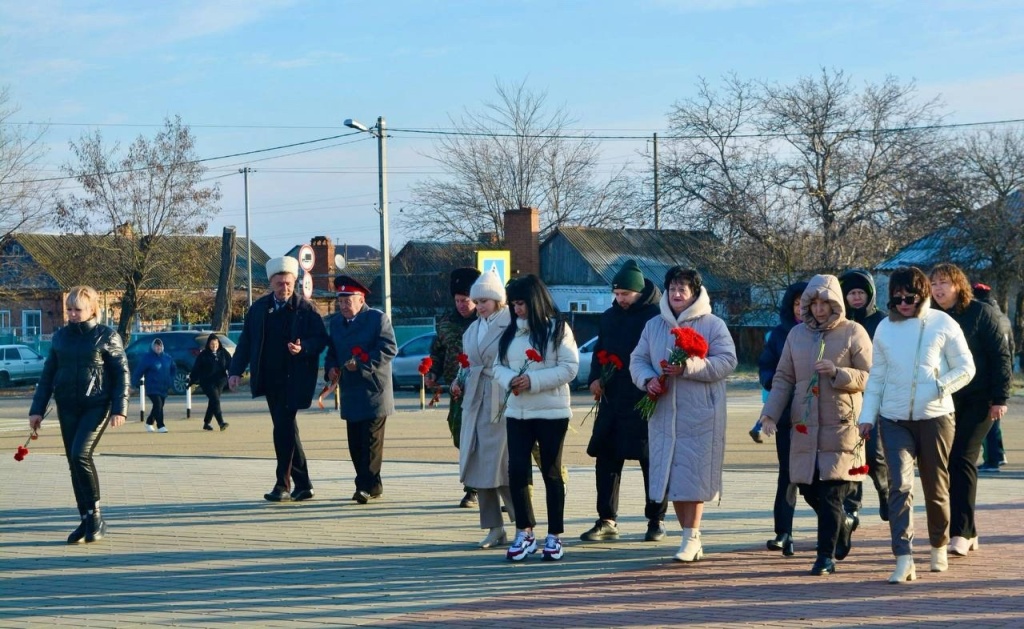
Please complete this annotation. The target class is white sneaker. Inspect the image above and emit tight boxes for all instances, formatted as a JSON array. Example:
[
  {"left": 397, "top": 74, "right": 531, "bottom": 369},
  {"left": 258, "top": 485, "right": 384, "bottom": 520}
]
[
  {"left": 505, "top": 530, "right": 537, "bottom": 561},
  {"left": 542, "top": 534, "right": 564, "bottom": 561},
  {"left": 145, "top": 424, "right": 155, "bottom": 432},
  {"left": 156, "top": 427, "right": 168, "bottom": 433},
  {"left": 930, "top": 546, "right": 948, "bottom": 572},
  {"left": 674, "top": 528, "right": 703, "bottom": 562},
  {"left": 949, "top": 536, "right": 970, "bottom": 556},
  {"left": 479, "top": 527, "right": 507, "bottom": 549}
]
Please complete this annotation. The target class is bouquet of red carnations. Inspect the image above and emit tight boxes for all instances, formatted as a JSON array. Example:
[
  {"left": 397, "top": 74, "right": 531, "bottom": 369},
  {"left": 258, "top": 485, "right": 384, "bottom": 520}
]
[
  {"left": 580, "top": 350, "right": 623, "bottom": 426},
  {"left": 635, "top": 327, "right": 709, "bottom": 421}
]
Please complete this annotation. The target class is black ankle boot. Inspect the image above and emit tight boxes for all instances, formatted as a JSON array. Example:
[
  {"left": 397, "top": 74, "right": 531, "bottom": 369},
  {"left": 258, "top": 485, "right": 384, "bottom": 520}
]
[
  {"left": 84, "top": 510, "right": 106, "bottom": 543},
  {"left": 782, "top": 537, "right": 795, "bottom": 556},
  {"left": 810, "top": 555, "right": 835, "bottom": 575},
  {"left": 767, "top": 532, "right": 791, "bottom": 551},
  {"left": 67, "top": 515, "right": 88, "bottom": 544}
]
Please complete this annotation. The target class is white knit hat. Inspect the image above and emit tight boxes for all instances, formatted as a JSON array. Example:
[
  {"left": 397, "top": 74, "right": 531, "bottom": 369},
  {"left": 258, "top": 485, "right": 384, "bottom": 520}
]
[
  {"left": 470, "top": 269, "right": 505, "bottom": 303},
  {"left": 266, "top": 256, "right": 299, "bottom": 278}
]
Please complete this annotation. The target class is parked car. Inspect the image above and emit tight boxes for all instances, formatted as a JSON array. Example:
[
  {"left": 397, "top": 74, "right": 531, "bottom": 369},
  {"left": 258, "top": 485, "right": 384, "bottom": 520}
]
[
  {"left": 574, "top": 336, "right": 597, "bottom": 389},
  {"left": 392, "top": 332, "right": 436, "bottom": 390},
  {"left": 0, "top": 344, "right": 45, "bottom": 387},
  {"left": 125, "top": 331, "right": 236, "bottom": 395}
]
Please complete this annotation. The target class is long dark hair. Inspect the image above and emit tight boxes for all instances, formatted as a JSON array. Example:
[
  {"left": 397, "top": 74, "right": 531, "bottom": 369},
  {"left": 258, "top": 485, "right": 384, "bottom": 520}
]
[{"left": 498, "top": 275, "right": 566, "bottom": 363}]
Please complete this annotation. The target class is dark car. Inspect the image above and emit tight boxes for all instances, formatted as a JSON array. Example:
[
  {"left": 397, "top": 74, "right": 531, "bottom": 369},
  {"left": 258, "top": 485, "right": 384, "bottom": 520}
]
[
  {"left": 392, "top": 332, "right": 436, "bottom": 390},
  {"left": 125, "top": 331, "right": 236, "bottom": 395}
]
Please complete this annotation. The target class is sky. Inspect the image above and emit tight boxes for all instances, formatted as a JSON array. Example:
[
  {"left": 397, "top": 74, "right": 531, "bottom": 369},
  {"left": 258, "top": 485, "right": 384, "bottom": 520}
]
[{"left": 2, "top": 0, "right": 1023, "bottom": 260}]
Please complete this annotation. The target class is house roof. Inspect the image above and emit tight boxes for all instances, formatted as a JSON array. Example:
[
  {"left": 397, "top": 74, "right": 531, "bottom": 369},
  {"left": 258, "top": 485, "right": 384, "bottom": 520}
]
[
  {"left": 3, "top": 232, "right": 271, "bottom": 291},
  {"left": 543, "top": 227, "right": 728, "bottom": 291},
  {"left": 874, "top": 190, "right": 1022, "bottom": 272}
]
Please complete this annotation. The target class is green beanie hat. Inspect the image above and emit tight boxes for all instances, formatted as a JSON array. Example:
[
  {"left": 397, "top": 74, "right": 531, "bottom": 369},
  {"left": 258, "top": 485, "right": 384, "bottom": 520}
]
[{"left": 612, "top": 259, "right": 645, "bottom": 293}]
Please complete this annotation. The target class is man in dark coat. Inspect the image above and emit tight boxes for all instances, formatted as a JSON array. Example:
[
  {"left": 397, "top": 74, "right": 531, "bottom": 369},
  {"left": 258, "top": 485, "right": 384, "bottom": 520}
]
[
  {"left": 229, "top": 256, "right": 329, "bottom": 502},
  {"left": 838, "top": 269, "right": 891, "bottom": 525},
  {"left": 579, "top": 260, "right": 668, "bottom": 543},
  {"left": 325, "top": 275, "right": 398, "bottom": 503},
  {"left": 972, "top": 283, "right": 1013, "bottom": 472},
  {"left": 425, "top": 267, "right": 480, "bottom": 507}
]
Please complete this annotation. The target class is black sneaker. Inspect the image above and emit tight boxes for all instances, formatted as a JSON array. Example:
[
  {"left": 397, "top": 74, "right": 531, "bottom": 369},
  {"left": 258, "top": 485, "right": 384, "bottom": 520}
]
[
  {"left": 203, "top": 424, "right": 214, "bottom": 431},
  {"left": 644, "top": 520, "right": 667, "bottom": 542},
  {"left": 749, "top": 428, "right": 764, "bottom": 444},
  {"left": 580, "top": 519, "right": 619, "bottom": 541}
]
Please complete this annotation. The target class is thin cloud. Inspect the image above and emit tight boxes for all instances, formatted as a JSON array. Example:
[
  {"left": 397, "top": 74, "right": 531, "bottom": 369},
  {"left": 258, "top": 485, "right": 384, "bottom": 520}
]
[{"left": 247, "top": 51, "right": 355, "bottom": 69}]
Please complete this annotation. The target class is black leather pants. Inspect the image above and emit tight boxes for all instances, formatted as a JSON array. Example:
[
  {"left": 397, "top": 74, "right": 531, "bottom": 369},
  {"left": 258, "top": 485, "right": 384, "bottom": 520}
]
[{"left": 58, "top": 404, "right": 111, "bottom": 513}]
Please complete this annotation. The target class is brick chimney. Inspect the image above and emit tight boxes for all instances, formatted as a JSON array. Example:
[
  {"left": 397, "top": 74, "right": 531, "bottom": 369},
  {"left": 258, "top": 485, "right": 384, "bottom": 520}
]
[
  {"left": 309, "top": 236, "right": 335, "bottom": 292},
  {"left": 504, "top": 207, "right": 540, "bottom": 277}
]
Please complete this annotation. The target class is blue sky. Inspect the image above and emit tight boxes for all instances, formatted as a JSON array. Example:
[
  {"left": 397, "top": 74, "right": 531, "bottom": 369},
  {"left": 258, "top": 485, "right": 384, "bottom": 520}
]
[{"left": 2, "top": 0, "right": 1022, "bottom": 258}]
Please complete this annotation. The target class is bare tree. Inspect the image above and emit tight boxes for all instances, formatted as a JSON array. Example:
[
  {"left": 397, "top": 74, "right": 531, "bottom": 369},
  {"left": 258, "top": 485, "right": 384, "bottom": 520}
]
[
  {"left": 661, "top": 70, "right": 943, "bottom": 289},
  {"left": 0, "top": 87, "right": 59, "bottom": 299},
  {"left": 57, "top": 116, "right": 221, "bottom": 339},
  {"left": 402, "top": 80, "right": 644, "bottom": 241}
]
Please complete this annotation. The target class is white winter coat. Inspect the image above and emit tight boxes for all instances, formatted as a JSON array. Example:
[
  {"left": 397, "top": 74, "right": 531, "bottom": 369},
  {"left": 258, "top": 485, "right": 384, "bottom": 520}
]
[
  {"left": 630, "top": 287, "right": 737, "bottom": 502},
  {"left": 492, "top": 318, "right": 578, "bottom": 420},
  {"left": 859, "top": 301, "right": 975, "bottom": 424}
]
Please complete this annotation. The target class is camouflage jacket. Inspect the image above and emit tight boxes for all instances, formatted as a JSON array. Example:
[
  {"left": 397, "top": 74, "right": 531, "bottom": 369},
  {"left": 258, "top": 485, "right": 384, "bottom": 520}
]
[{"left": 428, "top": 308, "right": 477, "bottom": 385}]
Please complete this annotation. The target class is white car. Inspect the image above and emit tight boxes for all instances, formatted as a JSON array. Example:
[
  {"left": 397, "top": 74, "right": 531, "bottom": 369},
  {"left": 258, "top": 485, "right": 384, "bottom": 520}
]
[
  {"left": 0, "top": 344, "right": 46, "bottom": 387},
  {"left": 573, "top": 337, "right": 597, "bottom": 389},
  {"left": 392, "top": 332, "right": 437, "bottom": 390}
]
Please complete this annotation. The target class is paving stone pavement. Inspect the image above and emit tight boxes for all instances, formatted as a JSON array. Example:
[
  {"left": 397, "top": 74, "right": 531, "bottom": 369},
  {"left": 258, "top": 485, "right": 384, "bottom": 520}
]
[{"left": 1, "top": 388, "right": 1022, "bottom": 628}]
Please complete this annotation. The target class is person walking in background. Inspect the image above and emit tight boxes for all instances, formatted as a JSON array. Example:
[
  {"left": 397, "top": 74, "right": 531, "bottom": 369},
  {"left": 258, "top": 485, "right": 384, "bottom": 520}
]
[
  {"left": 29, "top": 285, "right": 130, "bottom": 544},
  {"left": 928, "top": 264, "right": 1012, "bottom": 558},
  {"left": 495, "top": 275, "right": 578, "bottom": 562},
  {"left": 757, "top": 280, "right": 807, "bottom": 557},
  {"left": 456, "top": 270, "right": 515, "bottom": 548},
  {"left": 325, "top": 275, "right": 398, "bottom": 504},
  {"left": 759, "top": 275, "right": 873, "bottom": 576},
  {"left": 630, "top": 267, "right": 737, "bottom": 563},
  {"left": 190, "top": 333, "right": 230, "bottom": 431},
  {"left": 858, "top": 266, "right": 975, "bottom": 583},
  {"left": 229, "top": 256, "right": 328, "bottom": 502},
  {"left": 838, "top": 269, "right": 891, "bottom": 526},
  {"left": 132, "top": 338, "right": 175, "bottom": 433},
  {"left": 579, "top": 260, "right": 668, "bottom": 544},
  {"left": 426, "top": 267, "right": 481, "bottom": 508},
  {"left": 972, "top": 282, "right": 1013, "bottom": 473}
]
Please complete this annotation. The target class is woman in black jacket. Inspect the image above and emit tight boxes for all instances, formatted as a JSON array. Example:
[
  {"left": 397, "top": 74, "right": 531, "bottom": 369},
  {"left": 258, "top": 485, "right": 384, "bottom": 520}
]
[
  {"left": 190, "top": 333, "right": 231, "bottom": 431},
  {"left": 929, "top": 264, "right": 1012, "bottom": 558},
  {"left": 29, "top": 285, "right": 130, "bottom": 544}
]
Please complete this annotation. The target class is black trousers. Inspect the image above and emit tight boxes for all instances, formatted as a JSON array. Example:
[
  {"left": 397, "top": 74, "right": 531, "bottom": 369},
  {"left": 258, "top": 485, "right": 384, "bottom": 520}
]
[
  {"left": 58, "top": 404, "right": 110, "bottom": 513},
  {"left": 347, "top": 416, "right": 386, "bottom": 495},
  {"left": 146, "top": 394, "right": 166, "bottom": 428},
  {"left": 594, "top": 455, "right": 667, "bottom": 523},
  {"left": 201, "top": 384, "right": 224, "bottom": 426},
  {"left": 265, "top": 390, "right": 311, "bottom": 493},
  {"left": 800, "top": 475, "right": 856, "bottom": 559},
  {"left": 844, "top": 420, "right": 890, "bottom": 516},
  {"left": 507, "top": 417, "right": 569, "bottom": 535},
  {"left": 773, "top": 422, "right": 796, "bottom": 535},
  {"left": 950, "top": 395, "right": 993, "bottom": 538}
]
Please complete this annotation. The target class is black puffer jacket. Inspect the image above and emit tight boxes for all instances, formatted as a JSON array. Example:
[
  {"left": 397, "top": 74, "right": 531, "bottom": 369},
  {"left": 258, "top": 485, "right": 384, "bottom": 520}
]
[
  {"left": 586, "top": 278, "right": 661, "bottom": 460},
  {"left": 190, "top": 348, "right": 230, "bottom": 391},
  {"left": 30, "top": 320, "right": 130, "bottom": 417},
  {"left": 933, "top": 299, "right": 1013, "bottom": 405},
  {"left": 757, "top": 281, "right": 807, "bottom": 428}
]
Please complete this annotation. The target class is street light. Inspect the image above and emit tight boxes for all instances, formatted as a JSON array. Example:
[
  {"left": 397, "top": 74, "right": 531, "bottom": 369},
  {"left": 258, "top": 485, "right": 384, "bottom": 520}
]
[{"left": 344, "top": 116, "right": 391, "bottom": 320}]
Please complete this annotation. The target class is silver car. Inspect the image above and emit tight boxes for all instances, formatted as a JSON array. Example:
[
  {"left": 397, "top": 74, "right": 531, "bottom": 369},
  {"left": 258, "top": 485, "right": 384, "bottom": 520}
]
[
  {"left": 392, "top": 332, "right": 436, "bottom": 390},
  {"left": 0, "top": 344, "right": 46, "bottom": 387},
  {"left": 574, "top": 336, "right": 597, "bottom": 389}
]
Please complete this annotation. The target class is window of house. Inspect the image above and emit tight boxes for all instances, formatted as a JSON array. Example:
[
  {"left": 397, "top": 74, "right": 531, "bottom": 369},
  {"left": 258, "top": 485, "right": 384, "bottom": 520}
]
[
  {"left": 22, "top": 310, "right": 42, "bottom": 337},
  {"left": 0, "top": 310, "right": 10, "bottom": 334},
  {"left": 568, "top": 301, "right": 590, "bottom": 313}
]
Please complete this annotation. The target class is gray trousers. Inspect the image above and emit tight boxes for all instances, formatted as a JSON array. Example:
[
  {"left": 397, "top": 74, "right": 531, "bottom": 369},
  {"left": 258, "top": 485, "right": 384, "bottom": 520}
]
[
  {"left": 880, "top": 414, "right": 954, "bottom": 556},
  {"left": 477, "top": 486, "right": 514, "bottom": 529}
]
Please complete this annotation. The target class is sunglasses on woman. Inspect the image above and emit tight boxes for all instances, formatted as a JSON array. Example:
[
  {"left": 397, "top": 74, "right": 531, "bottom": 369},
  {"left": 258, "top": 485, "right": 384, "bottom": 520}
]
[{"left": 890, "top": 294, "right": 920, "bottom": 306}]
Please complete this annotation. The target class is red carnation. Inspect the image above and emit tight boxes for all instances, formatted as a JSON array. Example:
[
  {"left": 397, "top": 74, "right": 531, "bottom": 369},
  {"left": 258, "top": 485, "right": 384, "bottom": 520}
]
[
  {"left": 597, "top": 349, "right": 609, "bottom": 365},
  {"left": 525, "top": 348, "right": 543, "bottom": 363},
  {"left": 417, "top": 356, "right": 433, "bottom": 376},
  {"left": 457, "top": 353, "right": 471, "bottom": 369},
  {"left": 671, "top": 327, "right": 709, "bottom": 359},
  {"left": 795, "top": 424, "right": 809, "bottom": 434},
  {"left": 14, "top": 445, "right": 29, "bottom": 462},
  {"left": 609, "top": 355, "right": 624, "bottom": 370}
]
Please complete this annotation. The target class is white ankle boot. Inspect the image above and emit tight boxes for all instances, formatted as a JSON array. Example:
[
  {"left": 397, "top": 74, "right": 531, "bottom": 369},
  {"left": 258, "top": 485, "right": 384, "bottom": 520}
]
[
  {"left": 930, "top": 546, "right": 948, "bottom": 572},
  {"left": 674, "top": 528, "right": 703, "bottom": 562},
  {"left": 949, "top": 536, "right": 979, "bottom": 556},
  {"left": 888, "top": 555, "right": 917, "bottom": 583},
  {"left": 479, "top": 527, "right": 507, "bottom": 549}
]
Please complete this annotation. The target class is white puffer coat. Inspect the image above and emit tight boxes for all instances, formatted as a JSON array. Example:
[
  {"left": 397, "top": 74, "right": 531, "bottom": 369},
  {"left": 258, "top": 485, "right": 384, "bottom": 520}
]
[{"left": 492, "top": 319, "right": 578, "bottom": 420}]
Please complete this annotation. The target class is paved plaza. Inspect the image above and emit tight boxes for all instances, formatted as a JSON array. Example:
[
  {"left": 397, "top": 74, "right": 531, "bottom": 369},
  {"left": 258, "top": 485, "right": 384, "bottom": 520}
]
[{"left": 1, "top": 385, "right": 1022, "bottom": 628}]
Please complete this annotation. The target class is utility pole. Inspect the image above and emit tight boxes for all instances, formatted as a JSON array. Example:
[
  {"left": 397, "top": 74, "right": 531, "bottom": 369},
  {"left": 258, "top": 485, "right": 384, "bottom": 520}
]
[
  {"left": 239, "top": 167, "right": 253, "bottom": 306},
  {"left": 377, "top": 116, "right": 391, "bottom": 320},
  {"left": 653, "top": 132, "right": 660, "bottom": 230}
]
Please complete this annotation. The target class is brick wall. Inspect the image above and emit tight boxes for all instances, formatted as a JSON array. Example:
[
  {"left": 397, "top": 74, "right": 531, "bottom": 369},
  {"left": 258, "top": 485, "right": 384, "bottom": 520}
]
[{"left": 504, "top": 207, "right": 540, "bottom": 277}]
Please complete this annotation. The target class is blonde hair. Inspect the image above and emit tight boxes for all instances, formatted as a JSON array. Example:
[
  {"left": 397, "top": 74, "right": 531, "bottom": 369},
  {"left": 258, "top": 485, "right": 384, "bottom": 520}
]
[{"left": 66, "top": 285, "right": 100, "bottom": 318}]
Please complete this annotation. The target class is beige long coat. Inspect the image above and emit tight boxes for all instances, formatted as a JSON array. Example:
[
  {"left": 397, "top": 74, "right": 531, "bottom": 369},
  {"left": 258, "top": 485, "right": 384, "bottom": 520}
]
[
  {"left": 762, "top": 275, "right": 872, "bottom": 484},
  {"left": 458, "top": 308, "right": 512, "bottom": 489}
]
